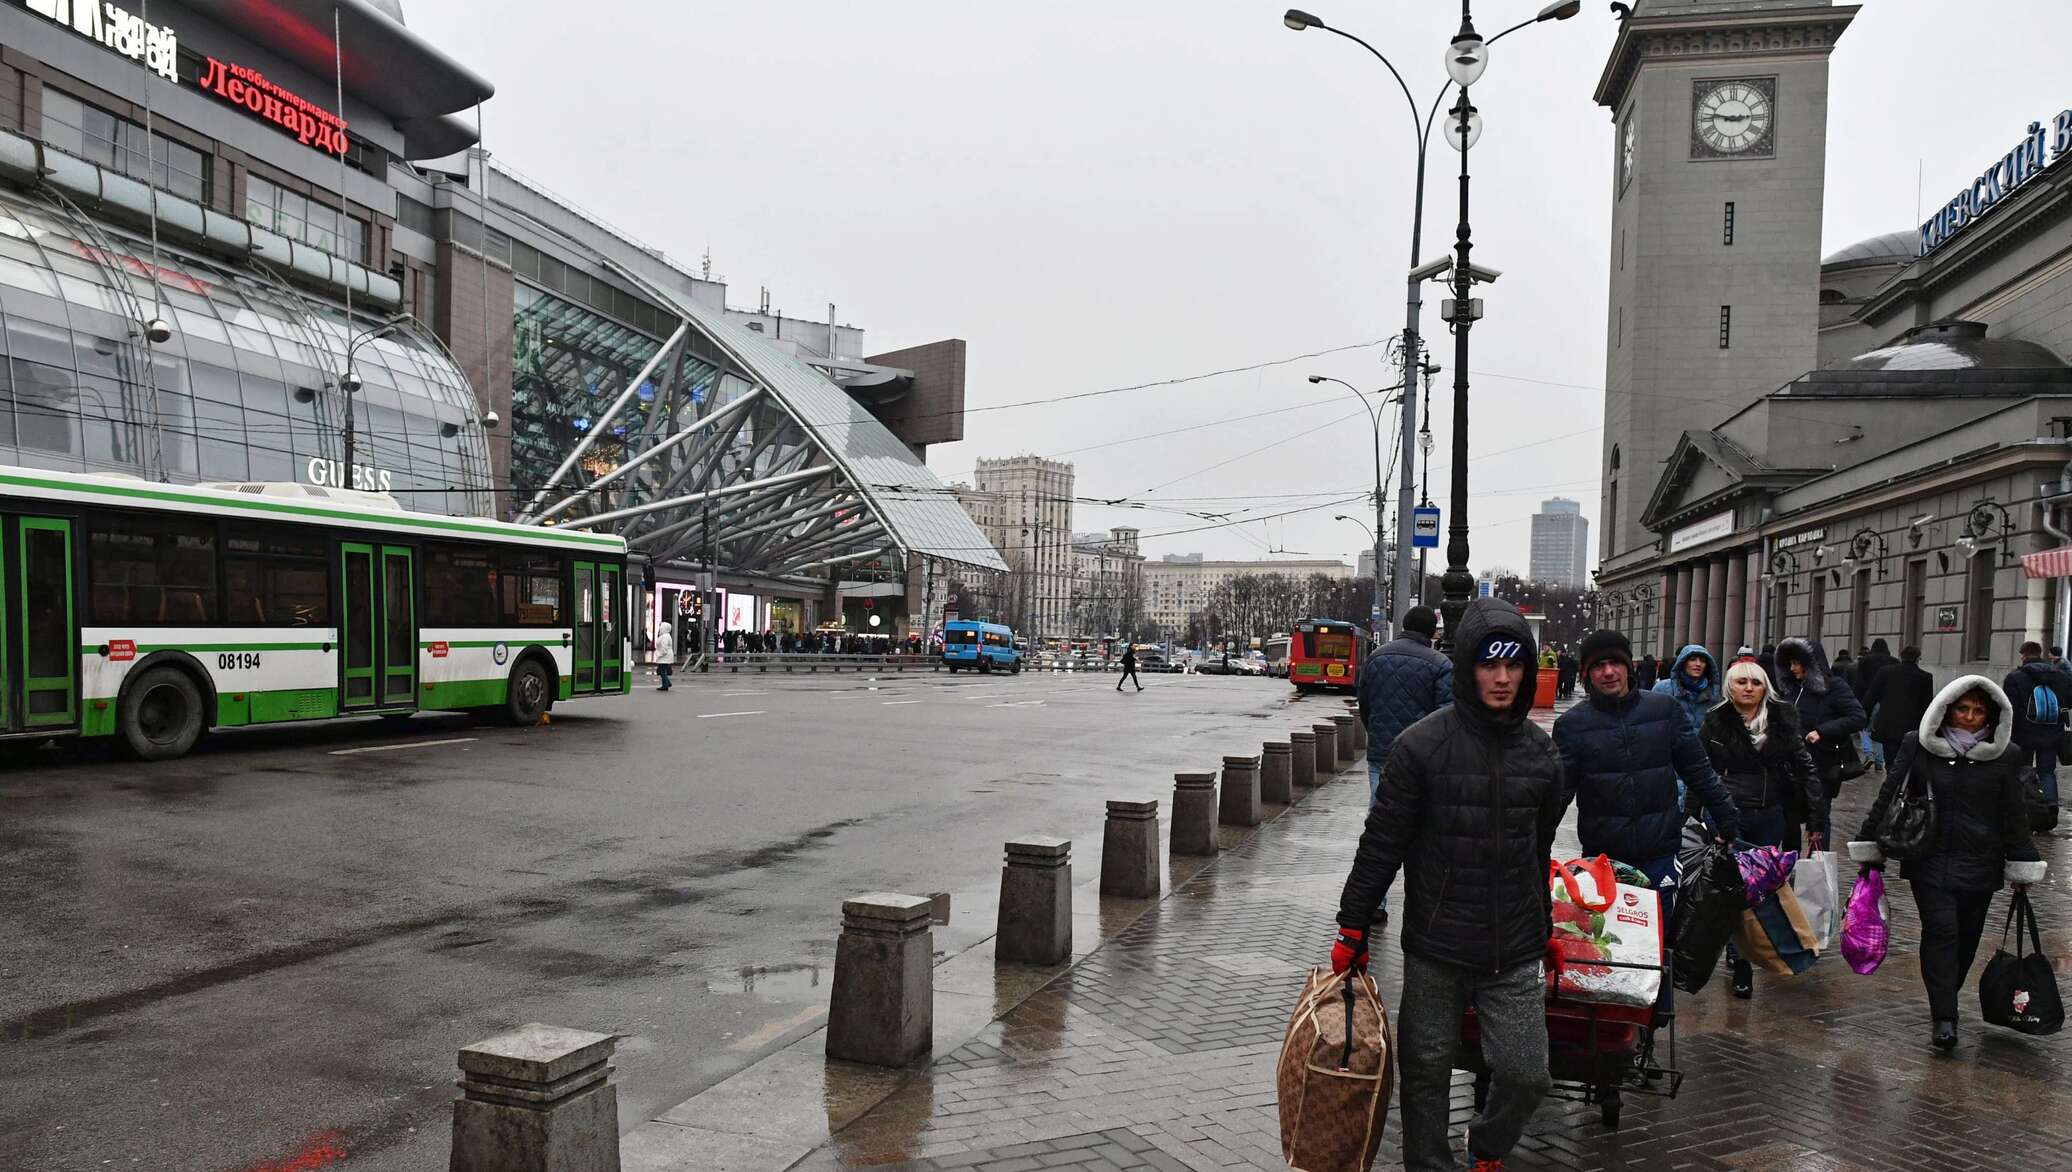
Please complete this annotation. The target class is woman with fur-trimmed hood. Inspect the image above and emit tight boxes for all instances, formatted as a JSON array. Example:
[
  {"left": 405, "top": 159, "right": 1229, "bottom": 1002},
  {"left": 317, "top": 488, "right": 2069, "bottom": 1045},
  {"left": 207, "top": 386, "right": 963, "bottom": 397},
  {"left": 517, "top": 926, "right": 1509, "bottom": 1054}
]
[{"left": 1851, "top": 675, "right": 2045, "bottom": 1052}]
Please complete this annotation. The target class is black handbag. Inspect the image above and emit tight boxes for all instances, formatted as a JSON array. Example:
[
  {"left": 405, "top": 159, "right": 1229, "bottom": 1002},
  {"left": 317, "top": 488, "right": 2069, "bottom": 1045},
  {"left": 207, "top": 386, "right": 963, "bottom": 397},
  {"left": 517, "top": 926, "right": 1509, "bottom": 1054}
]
[
  {"left": 1980, "top": 890, "right": 2063, "bottom": 1036},
  {"left": 1831, "top": 734, "right": 1870, "bottom": 782},
  {"left": 1877, "top": 769, "right": 1936, "bottom": 859},
  {"left": 2056, "top": 724, "right": 2072, "bottom": 768}
]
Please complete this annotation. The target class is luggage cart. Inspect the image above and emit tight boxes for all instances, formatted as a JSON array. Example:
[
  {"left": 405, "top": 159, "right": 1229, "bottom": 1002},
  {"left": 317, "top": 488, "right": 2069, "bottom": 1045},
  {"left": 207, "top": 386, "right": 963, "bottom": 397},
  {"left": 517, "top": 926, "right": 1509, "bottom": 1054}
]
[{"left": 1456, "top": 956, "right": 1681, "bottom": 1130}]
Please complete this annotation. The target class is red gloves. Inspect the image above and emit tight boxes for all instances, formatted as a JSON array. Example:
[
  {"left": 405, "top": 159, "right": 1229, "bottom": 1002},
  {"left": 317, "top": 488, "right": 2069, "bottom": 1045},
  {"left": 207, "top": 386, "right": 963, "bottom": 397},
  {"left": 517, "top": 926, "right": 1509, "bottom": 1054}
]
[{"left": 1330, "top": 926, "right": 1368, "bottom": 974}]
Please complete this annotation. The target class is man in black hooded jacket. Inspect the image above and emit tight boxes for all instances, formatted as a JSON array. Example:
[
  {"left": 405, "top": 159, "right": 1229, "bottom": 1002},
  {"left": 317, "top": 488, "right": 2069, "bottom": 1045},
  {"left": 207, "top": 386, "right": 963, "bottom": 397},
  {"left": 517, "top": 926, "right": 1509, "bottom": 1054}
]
[{"left": 1333, "top": 598, "right": 1565, "bottom": 1172}]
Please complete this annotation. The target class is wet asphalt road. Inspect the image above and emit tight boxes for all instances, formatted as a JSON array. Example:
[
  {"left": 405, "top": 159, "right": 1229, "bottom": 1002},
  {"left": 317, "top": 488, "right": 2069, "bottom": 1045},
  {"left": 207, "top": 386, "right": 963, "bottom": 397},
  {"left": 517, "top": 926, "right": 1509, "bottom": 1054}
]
[{"left": 0, "top": 666, "right": 1337, "bottom": 1171}]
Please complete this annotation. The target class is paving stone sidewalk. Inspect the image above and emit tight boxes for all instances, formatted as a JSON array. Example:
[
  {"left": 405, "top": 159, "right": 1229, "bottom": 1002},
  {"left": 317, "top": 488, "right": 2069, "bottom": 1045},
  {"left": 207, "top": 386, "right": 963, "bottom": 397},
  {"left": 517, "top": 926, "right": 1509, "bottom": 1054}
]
[{"left": 795, "top": 727, "right": 2072, "bottom": 1172}]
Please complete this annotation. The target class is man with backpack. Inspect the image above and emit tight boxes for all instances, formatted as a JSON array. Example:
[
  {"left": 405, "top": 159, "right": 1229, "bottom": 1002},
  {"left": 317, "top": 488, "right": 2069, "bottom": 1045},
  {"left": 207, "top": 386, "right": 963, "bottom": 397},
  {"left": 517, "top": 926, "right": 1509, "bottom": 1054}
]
[{"left": 2002, "top": 642, "right": 2072, "bottom": 805}]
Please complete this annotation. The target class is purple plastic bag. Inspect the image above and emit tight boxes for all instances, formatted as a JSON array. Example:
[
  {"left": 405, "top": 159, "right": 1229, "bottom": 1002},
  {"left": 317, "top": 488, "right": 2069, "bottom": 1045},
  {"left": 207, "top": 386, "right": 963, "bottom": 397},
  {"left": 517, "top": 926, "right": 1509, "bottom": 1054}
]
[
  {"left": 1737, "top": 845, "right": 1799, "bottom": 907},
  {"left": 1841, "top": 868, "right": 1889, "bottom": 975}
]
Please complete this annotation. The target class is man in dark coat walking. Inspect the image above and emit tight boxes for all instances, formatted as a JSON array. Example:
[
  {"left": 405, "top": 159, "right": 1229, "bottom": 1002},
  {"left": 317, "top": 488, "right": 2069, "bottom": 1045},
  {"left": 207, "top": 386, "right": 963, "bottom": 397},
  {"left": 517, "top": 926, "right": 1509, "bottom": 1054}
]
[
  {"left": 1116, "top": 643, "right": 1142, "bottom": 692},
  {"left": 1852, "top": 638, "right": 1899, "bottom": 771},
  {"left": 1862, "top": 644, "right": 1935, "bottom": 775},
  {"left": 1333, "top": 599, "right": 1565, "bottom": 1172},
  {"left": 1554, "top": 629, "right": 1740, "bottom": 1050},
  {"left": 1354, "top": 605, "right": 1452, "bottom": 806},
  {"left": 2002, "top": 641, "right": 2072, "bottom": 804}
]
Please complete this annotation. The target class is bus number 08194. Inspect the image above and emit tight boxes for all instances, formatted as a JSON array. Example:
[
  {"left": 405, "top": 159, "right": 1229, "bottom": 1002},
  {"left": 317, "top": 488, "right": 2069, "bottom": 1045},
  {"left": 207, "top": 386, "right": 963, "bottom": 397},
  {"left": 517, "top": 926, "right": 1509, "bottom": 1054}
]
[{"left": 217, "top": 652, "right": 263, "bottom": 670}]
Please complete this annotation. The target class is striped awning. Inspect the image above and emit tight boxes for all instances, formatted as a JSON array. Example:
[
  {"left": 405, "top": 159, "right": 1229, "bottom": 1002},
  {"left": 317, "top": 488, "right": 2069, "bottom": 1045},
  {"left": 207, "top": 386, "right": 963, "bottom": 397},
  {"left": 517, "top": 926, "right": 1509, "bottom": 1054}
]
[{"left": 2022, "top": 545, "right": 2072, "bottom": 579}]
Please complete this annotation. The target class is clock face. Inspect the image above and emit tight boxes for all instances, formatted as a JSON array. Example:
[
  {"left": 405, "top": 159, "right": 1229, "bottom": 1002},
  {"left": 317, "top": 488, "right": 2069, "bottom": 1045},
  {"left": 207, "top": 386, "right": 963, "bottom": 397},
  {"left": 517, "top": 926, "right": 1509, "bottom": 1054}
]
[
  {"left": 1691, "top": 78, "right": 1775, "bottom": 158},
  {"left": 1621, "top": 116, "right": 1636, "bottom": 185}
]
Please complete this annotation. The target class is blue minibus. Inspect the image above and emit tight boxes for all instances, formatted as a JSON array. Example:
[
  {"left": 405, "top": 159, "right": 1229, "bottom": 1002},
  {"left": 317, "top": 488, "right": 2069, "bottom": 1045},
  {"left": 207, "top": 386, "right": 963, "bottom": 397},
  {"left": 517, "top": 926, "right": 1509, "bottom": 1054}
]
[{"left": 943, "top": 620, "right": 1021, "bottom": 673}]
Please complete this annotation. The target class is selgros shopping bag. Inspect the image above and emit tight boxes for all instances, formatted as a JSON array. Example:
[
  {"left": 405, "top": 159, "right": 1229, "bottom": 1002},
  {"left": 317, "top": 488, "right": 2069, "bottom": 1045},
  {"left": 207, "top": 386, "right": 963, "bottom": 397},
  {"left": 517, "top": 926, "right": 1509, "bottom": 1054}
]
[
  {"left": 1278, "top": 966, "right": 1394, "bottom": 1172},
  {"left": 1793, "top": 850, "right": 1840, "bottom": 952},
  {"left": 1672, "top": 832, "right": 1747, "bottom": 993},
  {"left": 1548, "top": 857, "right": 1664, "bottom": 1011},
  {"left": 1980, "top": 891, "right": 2064, "bottom": 1036},
  {"left": 1840, "top": 867, "right": 1889, "bottom": 975}
]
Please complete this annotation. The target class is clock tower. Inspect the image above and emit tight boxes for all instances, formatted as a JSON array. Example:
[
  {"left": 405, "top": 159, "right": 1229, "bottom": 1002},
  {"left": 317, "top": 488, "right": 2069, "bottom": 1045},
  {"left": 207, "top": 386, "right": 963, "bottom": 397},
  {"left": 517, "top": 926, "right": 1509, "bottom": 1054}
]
[{"left": 1593, "top": 1, "right": 1856, "bottom": 567}]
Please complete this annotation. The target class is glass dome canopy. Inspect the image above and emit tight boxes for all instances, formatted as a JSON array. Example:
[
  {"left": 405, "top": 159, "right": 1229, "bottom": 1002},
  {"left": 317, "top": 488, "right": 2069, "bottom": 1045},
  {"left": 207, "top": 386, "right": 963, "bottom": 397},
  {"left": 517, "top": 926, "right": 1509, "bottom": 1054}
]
[{"left": 0, "top": 188, "right": 490, "bottom": 515}]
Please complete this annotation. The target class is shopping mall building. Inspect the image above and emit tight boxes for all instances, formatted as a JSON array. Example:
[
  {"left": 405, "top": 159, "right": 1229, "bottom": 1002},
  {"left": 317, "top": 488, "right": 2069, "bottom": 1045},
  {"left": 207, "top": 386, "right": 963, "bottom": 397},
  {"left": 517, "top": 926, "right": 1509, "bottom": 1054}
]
[
  {"left": 1591, "top": 0, "right": 2072, "bottom": 679},
  {"left": 0, "top": 0, "right": 1001, "bottom": 650}
]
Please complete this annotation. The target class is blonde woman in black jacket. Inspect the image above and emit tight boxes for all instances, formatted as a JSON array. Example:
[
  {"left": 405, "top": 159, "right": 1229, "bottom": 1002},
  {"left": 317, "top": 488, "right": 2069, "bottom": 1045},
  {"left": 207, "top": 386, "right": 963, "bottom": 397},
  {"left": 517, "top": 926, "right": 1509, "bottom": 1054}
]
[
  {"left": 1700, "top": 659, "right": 1826, "bottom": 998},
  {"left": 1851, "top": 675, "right": 2045, "bottom": 1051}
]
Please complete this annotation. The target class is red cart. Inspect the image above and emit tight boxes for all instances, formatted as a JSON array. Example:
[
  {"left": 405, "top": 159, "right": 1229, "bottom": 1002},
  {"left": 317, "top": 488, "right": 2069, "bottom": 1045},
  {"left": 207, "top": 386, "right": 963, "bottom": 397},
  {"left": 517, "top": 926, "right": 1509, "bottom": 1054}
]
[{"left": 1456, "top": 956, "right": 1681, "bottom": 1129}]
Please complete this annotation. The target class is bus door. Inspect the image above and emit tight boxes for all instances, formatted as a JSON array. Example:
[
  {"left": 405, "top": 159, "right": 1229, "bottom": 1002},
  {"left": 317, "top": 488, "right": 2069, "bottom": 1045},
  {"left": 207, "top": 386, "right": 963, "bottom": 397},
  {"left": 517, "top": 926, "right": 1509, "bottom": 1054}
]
[
  {"left": 570, "top": 560, "right": 621, "bottom": 695},
  {"left": 5, "top": 516, "right": 76, "bottom": 730},
  {"left": 340, "top": 542, "right": 417, "bottom": 710}
]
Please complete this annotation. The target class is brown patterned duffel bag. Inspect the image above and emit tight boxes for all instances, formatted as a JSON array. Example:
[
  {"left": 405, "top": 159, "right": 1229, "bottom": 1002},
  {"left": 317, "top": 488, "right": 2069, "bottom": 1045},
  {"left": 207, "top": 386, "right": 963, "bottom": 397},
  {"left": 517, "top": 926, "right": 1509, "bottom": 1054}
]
[{"left": 1277, "top": 965, "right": 1394, "bottom": 1172}]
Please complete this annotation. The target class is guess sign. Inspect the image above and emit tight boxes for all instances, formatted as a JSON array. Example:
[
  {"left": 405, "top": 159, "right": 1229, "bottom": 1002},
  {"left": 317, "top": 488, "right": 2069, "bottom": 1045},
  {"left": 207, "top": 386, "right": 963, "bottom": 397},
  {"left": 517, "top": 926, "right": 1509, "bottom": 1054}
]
[
  {"left": 107, "top": 638, "right": 136, "bottom": 661},
  {"left": 430, "top": 641, "right": 450, "bottom": 659}
]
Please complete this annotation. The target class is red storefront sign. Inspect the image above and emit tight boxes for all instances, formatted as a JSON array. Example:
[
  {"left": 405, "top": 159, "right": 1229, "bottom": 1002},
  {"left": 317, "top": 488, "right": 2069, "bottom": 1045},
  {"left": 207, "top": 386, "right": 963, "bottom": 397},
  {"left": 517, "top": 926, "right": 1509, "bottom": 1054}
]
[{"left": 193, "top": 56, "right": 349, "bottom": 155}]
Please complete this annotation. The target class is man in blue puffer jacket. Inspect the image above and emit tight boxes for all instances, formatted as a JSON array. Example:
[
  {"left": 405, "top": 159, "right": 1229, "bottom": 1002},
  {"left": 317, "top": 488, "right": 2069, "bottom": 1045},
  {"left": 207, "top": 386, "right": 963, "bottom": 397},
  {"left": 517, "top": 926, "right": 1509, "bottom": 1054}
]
[
  {"left": 1356, "top": 605, "right": 1453, "bottom": 805},
  {"left": 1555, "top": 629, "right": 1740, "bottom": 1053}
]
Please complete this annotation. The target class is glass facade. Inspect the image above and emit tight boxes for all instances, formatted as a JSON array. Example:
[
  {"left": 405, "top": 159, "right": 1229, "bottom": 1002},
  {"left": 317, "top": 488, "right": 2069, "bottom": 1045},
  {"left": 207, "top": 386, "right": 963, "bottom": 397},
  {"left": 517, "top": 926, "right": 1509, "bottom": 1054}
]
[
  {"left": 509, "top": 282, "right": 730, "bottom": 505},
  {"left": 246, "top": 176, "right": 367, "bottom": 265},
  {"left": 0, "top": 190, "right": 489, "bottom": 515}
]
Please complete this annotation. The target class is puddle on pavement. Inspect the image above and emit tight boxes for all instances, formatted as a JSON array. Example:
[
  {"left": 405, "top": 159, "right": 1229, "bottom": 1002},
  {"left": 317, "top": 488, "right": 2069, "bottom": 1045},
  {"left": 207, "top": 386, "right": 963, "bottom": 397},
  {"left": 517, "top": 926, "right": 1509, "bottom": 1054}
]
[{"left": 706, "top": 961, "right": 827, "bottom": 998}]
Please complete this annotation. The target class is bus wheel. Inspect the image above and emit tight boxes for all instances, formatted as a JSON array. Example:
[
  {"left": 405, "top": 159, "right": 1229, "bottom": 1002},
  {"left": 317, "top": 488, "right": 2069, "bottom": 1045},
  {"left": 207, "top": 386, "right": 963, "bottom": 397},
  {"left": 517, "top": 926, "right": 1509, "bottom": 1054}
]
[
  {"left": 120, "top": 666, "right": 204, "bottom": 761},
  {"left": 946, "top": 663, "right": 958, "bottom": 673},
  {"left": 505, "top": 658, "right": 553, "bottom": 725},
  {"left": 1011, "top": 660, "right": 1021, "bottom": 675}
]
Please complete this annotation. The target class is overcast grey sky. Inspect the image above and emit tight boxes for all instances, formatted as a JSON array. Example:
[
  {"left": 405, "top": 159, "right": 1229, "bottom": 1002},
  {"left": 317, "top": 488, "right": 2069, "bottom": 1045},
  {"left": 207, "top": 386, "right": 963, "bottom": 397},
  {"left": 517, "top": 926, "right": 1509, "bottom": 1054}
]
[{"left": 409, "top": 1, "right": 2065, "bottom": 575}]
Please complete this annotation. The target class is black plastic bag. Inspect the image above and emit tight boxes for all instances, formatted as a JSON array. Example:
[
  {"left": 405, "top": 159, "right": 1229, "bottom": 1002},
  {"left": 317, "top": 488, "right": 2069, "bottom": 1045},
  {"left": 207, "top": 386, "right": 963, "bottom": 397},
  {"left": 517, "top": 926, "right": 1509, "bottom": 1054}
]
[
  {"left": 1672, "top": 827, "right": 1747, "bottom": 993},
  {"left": 1980, "top": 890, "right": 2063, "bottom": 1036}
]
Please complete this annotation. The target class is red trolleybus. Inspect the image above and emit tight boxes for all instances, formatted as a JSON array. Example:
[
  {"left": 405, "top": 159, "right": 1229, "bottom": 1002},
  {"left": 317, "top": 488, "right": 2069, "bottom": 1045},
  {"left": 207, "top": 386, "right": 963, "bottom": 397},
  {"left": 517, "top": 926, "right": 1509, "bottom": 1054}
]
[{"left": 1289, "top": 618, "right": 1365, "bottom": 693}]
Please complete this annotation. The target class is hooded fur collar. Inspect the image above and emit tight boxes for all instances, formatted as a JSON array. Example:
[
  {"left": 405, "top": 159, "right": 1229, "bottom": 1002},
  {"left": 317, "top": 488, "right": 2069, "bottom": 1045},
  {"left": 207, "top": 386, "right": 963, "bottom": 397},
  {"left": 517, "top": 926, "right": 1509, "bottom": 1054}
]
[
  {"left": 1776, "top": 637, "right": 1831, "bottom": 697},
  {"left": 1917, "top": 674, "right": 2014, "bottom": 761}
]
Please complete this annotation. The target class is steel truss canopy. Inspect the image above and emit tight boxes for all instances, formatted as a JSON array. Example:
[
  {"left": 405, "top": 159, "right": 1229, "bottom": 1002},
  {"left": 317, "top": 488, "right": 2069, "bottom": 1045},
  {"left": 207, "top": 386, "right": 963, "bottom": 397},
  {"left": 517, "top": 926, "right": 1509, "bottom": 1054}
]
[{"left": 519, "top": 271, "right": 1005, "bottom": 581}]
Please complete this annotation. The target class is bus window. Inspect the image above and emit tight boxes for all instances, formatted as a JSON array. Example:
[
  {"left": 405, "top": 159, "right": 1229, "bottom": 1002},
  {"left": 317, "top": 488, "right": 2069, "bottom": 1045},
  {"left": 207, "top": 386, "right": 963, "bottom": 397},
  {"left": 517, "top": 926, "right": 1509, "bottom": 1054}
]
[
  {"left": 87, "top": 510, "right": 218, "bottom": 624},
  {"left": 500, "top": 550, "right": 564, "bottom": 626},
  {"left": 1310, "top": 631, "right": 1354, "bottom": 659},
  {"left": 224, "top": 527, "right": 329, "bottom": 625},
  {"left": 423, "top": 541, "right": 500, "bottom": 626}
]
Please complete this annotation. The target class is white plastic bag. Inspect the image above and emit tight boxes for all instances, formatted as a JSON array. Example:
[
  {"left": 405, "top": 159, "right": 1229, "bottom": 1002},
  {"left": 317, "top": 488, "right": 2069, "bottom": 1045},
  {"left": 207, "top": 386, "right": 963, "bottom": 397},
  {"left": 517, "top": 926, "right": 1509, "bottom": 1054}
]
[{"left": 1792, "top": 850, "right": 1840, "bottom": 953}]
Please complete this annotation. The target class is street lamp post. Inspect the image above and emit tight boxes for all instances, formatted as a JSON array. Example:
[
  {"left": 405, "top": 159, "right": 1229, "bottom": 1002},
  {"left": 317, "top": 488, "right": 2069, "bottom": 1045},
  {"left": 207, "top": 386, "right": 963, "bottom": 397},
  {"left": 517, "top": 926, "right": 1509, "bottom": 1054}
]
[
  {"left": 1311, "top": 375, "right": 1396, "bottom": 631},
  {"left": 1283, "top": 0, "right": 1576, "bottom": 643}
]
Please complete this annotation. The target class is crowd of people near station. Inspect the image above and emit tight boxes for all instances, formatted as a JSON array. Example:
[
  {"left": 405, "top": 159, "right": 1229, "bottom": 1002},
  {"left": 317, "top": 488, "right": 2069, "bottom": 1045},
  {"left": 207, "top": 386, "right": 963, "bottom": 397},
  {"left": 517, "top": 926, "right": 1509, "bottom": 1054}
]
[{"left": 1336, "top": 599, "right": 2060, "bottom": 1171}]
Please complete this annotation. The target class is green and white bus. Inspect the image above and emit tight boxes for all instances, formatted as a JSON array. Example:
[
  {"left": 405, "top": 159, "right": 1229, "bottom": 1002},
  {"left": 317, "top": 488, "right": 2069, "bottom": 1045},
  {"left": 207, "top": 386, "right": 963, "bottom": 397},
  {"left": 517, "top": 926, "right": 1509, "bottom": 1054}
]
[{"left": 0, "top": 462, "right": 630, "bottom": 760}]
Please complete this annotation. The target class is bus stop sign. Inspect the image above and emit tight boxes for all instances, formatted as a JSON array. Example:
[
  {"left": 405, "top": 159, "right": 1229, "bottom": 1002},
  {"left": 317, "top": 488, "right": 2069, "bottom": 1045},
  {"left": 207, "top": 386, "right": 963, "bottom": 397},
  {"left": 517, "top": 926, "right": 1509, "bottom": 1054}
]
[{"left": 1412, "top": 507, "right": 1440, "bottom": 549}]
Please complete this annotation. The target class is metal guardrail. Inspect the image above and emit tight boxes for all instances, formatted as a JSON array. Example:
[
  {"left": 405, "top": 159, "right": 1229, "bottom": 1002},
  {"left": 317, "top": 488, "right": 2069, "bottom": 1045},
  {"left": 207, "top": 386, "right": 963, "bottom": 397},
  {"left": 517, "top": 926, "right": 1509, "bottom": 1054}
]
[{"left": 687, "top": 653, "right": 943, "bottom": 673}]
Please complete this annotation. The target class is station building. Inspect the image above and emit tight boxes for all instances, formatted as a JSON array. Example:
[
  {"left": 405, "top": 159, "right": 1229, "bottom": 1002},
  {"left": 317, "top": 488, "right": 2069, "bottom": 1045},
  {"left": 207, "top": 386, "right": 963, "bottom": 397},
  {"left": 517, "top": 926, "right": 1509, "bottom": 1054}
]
[
  {"left": 1590, "top": 0, "right": 2072, "bottom": 680},
  {"left": 0, "top": 0, "right": 1002, "bottom": 648}
]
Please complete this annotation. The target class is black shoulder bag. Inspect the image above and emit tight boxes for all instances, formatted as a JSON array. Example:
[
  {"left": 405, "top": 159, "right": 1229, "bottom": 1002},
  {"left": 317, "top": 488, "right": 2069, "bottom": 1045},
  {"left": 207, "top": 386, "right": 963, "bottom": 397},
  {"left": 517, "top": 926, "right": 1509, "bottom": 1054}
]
[{"left": 1876, "top": 745, "right": 1935, "bottom": 859}]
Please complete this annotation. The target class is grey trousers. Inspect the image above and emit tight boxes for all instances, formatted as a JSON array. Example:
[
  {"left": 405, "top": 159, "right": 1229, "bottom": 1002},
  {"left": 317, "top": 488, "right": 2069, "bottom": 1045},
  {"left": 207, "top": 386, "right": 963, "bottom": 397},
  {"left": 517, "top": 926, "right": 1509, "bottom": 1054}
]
[{"left": 1397, "top": 952, "right": 1551, "bottom": 1171}]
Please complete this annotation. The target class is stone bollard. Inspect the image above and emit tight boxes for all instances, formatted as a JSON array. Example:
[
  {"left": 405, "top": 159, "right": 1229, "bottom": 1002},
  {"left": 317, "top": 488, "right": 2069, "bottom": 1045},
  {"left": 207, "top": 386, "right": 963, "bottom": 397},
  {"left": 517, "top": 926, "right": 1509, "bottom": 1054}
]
[
  {"left": 998, "top": 837, "right": 1073, "bottom": 965},
  {"left": 1345, "top": 701, "right": 1368, "bottom": 752},
  {"left": 1312, "top": 722, "right": 1340, "bottom": 775},
  {"left": 1171, "top": 772, "right": 1219, "bottom": 856},
  {"left": 827, "top": 892, "right": 934, "bottom": 1067},
  {"left": 450, "top": 1023, "right": 620, "bottom": 1172},
  {"left": 1219, "top": 754, "right": 1261, "bottom": 827},
  {"left": 1100, "top": 799, "right": 1160, "bottom": 899},
  {"left": 1289, "top": 730, "right": 1318, "bottom": 788},
  {"left": 1331, "top": 714, "right": 1356, "bottom": 766},
  {"left": 1260, "top": 742, "right": 1294, "bottom": 804}
]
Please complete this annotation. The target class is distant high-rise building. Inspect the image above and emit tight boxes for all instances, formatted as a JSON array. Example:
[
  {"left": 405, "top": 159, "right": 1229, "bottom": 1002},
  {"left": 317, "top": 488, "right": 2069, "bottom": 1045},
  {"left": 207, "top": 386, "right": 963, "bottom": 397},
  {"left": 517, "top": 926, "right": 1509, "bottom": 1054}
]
[
  {"left": 1530, "top": 498, "right": 1590, "bottom": 589},
  {"left": 965, "top": 456, "right": 1076, "bottom": 639}
]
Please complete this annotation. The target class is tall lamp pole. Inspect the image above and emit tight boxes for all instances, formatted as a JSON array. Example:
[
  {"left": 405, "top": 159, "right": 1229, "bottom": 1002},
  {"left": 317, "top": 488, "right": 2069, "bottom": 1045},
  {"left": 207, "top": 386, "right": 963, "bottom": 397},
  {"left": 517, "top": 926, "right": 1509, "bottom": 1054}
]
[
  {"left": 1282, "top": 0, "right": 1576, "bottom": 642},
  {"left": 1311, "top": 374, "right": 1396, "bottom": 631}
]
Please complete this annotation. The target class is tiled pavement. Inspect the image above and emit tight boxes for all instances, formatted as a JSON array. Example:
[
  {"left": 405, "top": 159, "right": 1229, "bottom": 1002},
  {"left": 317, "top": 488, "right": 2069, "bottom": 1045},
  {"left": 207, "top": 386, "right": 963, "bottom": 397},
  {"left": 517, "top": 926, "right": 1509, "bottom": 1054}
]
[{"left": 791, "top": 708, "right": 2072, "bottom": 1172}]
